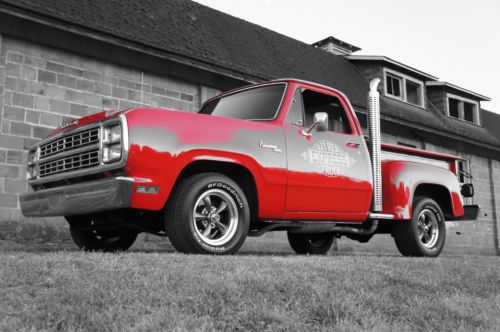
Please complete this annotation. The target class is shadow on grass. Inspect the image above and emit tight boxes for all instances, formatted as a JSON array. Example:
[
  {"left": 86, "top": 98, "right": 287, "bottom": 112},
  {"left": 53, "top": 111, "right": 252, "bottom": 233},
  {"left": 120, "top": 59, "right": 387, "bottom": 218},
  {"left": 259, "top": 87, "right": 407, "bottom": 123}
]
[{"left": 0, "top": 239, "right": 404, "bottom": 258}]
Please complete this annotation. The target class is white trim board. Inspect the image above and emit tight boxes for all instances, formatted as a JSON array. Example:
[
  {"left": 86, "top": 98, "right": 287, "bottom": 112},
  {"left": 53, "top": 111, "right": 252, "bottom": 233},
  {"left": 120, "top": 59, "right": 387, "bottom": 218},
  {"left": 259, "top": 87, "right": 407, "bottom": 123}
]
[
  {"left": 346, "top": 55, "right": 438, "bottom": 80},
  {"left": 427, "top": 81, "right": 490, "bottom": 101}
]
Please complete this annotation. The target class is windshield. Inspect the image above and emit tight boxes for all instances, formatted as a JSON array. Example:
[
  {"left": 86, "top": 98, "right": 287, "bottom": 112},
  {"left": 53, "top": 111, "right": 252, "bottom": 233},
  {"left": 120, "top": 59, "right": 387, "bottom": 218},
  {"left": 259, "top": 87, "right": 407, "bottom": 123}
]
[{"left": 199, "top": 83, "right": 286, "bottom": 120}]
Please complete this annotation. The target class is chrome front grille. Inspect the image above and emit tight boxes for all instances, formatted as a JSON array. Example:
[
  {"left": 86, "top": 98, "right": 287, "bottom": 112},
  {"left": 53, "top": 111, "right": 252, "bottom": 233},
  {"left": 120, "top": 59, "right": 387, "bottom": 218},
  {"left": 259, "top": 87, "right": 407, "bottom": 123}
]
[
  {"left": 40, "top": 128, "right": 99, "bottom": 158},
  {"left": 27, "top": 117, "right": 127, "bottom": 184},
  {"left": 39, "top": 149, "right": 100, "bottom": 178}
]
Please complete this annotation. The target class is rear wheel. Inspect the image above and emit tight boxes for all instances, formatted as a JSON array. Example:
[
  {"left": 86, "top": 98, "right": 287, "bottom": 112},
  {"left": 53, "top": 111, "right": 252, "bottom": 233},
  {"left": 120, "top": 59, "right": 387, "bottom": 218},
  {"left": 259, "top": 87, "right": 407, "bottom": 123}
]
[
  {"left": 165, "top": 173, "right": 250, "bottom": 254},
  {"left": 66, "top": 215, "right": 138, "bottom": 252},
  {"left": 393, "top": 197, "right": 446, "bottom": 257},
  {"left": 287, "top": 232, "right": 334, "bottom": 255}
]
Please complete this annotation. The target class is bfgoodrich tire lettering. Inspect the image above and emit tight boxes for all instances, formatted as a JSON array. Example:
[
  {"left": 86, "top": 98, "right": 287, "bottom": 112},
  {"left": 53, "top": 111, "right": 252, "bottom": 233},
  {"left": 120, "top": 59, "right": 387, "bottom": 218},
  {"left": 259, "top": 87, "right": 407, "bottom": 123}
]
[
  {"left": 393, "top": 197, "right": 446, "bottom": 257},
  {"left": 165, "top": 173, "right": 250, "bottom": 254}
]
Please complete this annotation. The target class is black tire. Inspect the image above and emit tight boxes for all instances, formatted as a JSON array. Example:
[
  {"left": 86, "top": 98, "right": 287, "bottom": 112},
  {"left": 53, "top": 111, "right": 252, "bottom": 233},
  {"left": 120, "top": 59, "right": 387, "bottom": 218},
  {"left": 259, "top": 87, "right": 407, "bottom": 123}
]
[
  {"left": 165, "top": 173, "right": 250, "bottom": 254},
  {"left": 393, "top": 197, "right": 446, "bottom": 257},
  {"left": 66, "top": 215, "right": 138, "bottom": 252},
  {"left": 287, "top": 232, "right": 335, "bottom": 255}
]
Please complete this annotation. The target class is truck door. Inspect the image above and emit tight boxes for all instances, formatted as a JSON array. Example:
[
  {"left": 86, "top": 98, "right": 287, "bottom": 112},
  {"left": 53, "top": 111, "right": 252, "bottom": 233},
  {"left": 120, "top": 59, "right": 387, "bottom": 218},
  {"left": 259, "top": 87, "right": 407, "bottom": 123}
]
[{"left": 284, "top": 87, "right": 372, "bottom": 217}]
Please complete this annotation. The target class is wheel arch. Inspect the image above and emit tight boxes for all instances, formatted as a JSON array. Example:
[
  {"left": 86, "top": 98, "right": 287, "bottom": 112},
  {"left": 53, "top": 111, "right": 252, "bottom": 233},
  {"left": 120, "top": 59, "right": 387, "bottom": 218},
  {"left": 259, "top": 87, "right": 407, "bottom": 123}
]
[
  {"left": 413, "top": 183, "right": 453, "bottom": 219},
  {"left": 173, "top": 160, "right": 259, "bottom": 222}
]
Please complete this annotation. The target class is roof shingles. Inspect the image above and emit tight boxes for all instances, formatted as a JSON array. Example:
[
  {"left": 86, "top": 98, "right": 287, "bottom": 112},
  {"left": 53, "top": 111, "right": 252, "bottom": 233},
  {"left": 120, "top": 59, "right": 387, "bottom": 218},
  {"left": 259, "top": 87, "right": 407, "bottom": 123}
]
[{"left": 1, "top": 0, "right": 499, "bottom": 149}]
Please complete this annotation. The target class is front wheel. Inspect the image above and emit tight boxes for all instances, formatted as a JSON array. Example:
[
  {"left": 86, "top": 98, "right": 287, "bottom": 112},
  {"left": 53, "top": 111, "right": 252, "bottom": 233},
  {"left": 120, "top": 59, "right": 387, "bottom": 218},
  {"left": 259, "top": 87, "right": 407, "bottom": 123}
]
[
  {"left": 393, "top": 197, "right": 446, "bottom": 257},
  {"left": 287, "top": 232, "right": 335, "bottom": 255},
  {"left": 165, "top": 173, "right": 250, "bottom": 254},
  {"left": 66, "top": 215, "right": 138, "bottom": 252}
]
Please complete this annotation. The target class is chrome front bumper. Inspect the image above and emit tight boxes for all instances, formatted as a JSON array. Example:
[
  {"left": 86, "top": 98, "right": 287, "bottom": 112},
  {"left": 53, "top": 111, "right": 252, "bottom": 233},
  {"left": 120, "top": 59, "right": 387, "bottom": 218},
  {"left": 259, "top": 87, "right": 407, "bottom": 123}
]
[{"left": 19, "top": 177, "right": 134, "bottom": 217}]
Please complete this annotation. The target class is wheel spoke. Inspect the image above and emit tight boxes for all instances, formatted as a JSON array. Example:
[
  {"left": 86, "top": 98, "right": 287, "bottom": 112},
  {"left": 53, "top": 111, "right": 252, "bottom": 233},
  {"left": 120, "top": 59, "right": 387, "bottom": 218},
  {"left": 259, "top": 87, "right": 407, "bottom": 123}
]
[
  {"left": 422, "top": 231, "right": 431, "bottom": 242},
  {"left": 208, "top": 228, "right": 217, "bottom": 239},
  {"left": 216, "top": 201, "right": 228, "bottom": 214},
  {"left": 202, "top": 223, "right": 212, "bottom": 237},
  {"left": 203, "top": 196, "right": 212, "bottom": 210},
  {"left": 215, "top": 221, "right": 228, "bottom": 234},
  {"left": 194, "top": 212, "right": 206, "bottom": 220}
]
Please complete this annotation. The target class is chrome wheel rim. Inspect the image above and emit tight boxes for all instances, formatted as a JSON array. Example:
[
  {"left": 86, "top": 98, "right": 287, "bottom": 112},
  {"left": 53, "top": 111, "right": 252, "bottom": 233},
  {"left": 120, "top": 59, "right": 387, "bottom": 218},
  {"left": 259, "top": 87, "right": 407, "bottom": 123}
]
[
  {"left": 417, "top": 208, "right": 439, "bottom": 249},
  {"left": 192, "top": 189, "right": 238, "bottom": 246}
]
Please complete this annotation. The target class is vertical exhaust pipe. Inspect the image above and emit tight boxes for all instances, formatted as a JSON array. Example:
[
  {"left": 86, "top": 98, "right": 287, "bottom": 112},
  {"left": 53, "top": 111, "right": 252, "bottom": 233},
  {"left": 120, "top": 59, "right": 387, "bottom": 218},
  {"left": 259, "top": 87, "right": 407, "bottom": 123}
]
[{"left": 368, "top": 78, "right": 382, "bottom": 212}]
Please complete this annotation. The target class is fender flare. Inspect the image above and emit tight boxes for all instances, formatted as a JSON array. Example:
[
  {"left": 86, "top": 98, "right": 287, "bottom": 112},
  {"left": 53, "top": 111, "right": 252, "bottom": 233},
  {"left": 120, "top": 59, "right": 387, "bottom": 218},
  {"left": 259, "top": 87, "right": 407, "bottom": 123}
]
[{"left": 382, "top": 160, "right": 464, "bottom": 219}]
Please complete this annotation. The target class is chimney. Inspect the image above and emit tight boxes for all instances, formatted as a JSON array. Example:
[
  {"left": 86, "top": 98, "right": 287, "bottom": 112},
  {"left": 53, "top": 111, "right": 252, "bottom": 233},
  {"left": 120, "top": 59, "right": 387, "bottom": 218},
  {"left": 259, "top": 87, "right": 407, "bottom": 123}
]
[{"left": 312, "top": 36, "right": 361, "bottom": 56}]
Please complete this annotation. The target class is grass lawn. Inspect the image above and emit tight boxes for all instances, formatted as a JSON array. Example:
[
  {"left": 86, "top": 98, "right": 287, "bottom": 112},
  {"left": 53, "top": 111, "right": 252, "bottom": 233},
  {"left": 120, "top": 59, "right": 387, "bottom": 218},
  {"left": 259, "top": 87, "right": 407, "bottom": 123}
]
[{"left": 1, "top": 249, "right": 499, "bottom": 331}]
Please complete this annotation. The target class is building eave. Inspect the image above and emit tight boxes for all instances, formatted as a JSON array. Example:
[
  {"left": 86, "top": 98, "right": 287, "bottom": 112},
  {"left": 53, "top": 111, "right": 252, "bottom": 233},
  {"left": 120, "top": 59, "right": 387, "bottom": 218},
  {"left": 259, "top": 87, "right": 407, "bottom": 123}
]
[
  {"left": 353, "top": 106, "right": 500, "bottom": 154},
  {"left": 426, "top": 81, "right": 491, "bottom": 101},
  {"left": 345, "top": 55, "right": 439, "bottom": 81}
]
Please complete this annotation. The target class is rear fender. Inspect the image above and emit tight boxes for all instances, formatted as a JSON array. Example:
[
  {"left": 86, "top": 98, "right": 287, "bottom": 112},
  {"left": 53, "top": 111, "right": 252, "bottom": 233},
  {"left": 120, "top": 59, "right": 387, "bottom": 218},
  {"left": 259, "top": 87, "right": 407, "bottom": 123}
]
[{"left": 381, "top": 160, "right": 464, "bottom": 219}]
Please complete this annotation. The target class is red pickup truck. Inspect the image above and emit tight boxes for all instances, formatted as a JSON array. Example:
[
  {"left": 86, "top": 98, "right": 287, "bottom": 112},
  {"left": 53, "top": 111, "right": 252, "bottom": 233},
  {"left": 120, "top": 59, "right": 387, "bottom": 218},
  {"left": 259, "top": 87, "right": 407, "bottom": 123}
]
[{"left": 20, "top": 78, "right": 478, "bottom": 256}]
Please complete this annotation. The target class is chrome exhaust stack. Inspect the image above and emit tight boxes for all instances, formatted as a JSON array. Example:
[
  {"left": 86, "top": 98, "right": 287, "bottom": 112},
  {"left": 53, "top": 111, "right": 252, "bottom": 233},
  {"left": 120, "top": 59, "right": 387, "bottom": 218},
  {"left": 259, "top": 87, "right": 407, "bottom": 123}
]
[{"left": 368, "top": 78, "right": 383, "bottom": 212}]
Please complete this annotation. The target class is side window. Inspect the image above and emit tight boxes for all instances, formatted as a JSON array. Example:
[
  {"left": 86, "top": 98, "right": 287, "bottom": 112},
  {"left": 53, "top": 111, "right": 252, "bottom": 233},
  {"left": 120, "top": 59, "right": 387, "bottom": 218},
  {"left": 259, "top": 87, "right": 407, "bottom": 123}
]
[
  {"left": 286, "top": 89, "right": 304, "bottom": 126},
  {"left": 302, "top": 89, "right": 352, "bottom": 134}
]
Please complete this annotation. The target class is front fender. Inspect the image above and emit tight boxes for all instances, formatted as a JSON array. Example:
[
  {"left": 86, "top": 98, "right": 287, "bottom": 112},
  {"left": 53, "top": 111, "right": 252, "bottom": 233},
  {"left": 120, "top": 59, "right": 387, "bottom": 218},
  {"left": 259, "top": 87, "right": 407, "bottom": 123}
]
[
  {"left": 382, "top": 161, "right": 464, "bottom": 219},
  {"left": 123, "top": 109, "right": 287, "bottom": 215},
  {"left": 142, "top": 149, "right": 285, "bottom": 217}
]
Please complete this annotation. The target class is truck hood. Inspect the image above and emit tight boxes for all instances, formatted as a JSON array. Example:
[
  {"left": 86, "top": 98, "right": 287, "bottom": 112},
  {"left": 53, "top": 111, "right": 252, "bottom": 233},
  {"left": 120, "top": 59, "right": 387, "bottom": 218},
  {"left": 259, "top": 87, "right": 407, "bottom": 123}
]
[{"left": 125, "top": 108, "right": 281, "bottom": 145}]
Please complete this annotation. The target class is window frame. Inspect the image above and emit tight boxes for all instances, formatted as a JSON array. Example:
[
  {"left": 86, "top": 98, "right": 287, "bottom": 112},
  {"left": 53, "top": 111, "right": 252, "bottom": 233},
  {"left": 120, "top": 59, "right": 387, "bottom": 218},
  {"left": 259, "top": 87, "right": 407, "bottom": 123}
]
[
  {"left": 297, "top": 87, "right": 354, "bottom": 135},
  {"left": 285, "top": 88, "right": 305, "bottom": 126},
  {"left": 286, "top": 86, "right": 356, "bottom": 136},
  {"left": 445, "top": 93, "right": 481, "bottom": 125},
  {"left": 386, "top": 73, "right": 403, "bottom": 100},
  {"left": 199, "top": 82, "right": 288, "bottom": 121},
  {"left": 383, "top": 68, "right": 425, "bottom": 107}
]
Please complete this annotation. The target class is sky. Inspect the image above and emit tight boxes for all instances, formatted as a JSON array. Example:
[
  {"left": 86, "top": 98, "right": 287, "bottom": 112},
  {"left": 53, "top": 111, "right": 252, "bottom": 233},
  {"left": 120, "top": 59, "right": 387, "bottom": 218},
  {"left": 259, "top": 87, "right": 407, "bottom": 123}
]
[{"left": 195, "top": 0, "right": 500, "bottom": 114}]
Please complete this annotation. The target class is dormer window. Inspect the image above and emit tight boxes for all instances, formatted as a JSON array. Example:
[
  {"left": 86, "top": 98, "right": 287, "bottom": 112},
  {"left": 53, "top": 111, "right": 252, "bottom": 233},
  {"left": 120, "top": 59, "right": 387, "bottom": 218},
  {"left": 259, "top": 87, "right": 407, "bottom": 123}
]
[
  {"left": 406, "top": 80, "right": 421, "bottom": 105},
  {"left": 383, "top": 68, "right": 424, "bottom": 107},
  {"left": 446, "top": 93, "right": 480, "bottom": 125},
  {"left": 386, "top": 73, "right": 402, "bottom": 98}
]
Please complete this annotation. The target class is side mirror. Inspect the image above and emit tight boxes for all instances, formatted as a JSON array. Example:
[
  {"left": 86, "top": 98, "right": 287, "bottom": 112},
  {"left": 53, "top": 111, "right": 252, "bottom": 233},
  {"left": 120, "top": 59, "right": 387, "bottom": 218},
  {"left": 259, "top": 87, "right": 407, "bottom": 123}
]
[{"left": 302, "top": 112, "right": 329, "bottom": 136}]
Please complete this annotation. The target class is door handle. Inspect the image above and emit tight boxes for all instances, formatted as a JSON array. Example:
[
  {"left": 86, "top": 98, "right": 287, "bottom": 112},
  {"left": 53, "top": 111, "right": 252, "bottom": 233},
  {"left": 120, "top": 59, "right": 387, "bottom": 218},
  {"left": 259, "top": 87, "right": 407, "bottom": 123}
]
[{"left": 346, "top": 142, "right": 361, "bottom": 149}]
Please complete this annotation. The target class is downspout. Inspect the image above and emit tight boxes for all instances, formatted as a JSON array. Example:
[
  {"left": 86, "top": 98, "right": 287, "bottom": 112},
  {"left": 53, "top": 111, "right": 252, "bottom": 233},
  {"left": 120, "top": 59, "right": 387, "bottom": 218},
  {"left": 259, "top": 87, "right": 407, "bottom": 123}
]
[{"left": 488, "top": 159, "right": 500, "bottom": 256}]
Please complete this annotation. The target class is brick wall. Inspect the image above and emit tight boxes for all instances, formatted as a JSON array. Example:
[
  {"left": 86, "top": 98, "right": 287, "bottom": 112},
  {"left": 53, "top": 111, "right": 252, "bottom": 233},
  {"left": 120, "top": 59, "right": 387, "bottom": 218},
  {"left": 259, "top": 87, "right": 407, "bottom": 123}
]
[
  {"left": 0, "top": 34, "right": 499, "bottom": 254},
  {"left": 0, "top": 34, "right": 218, "bottom": 240}
]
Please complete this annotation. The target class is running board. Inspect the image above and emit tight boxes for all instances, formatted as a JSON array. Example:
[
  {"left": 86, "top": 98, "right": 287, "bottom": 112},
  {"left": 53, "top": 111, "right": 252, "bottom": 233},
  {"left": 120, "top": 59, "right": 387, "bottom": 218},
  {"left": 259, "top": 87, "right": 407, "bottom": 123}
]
[{"left": 368, "top": 213, "right": 394, "bottom": 220}]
